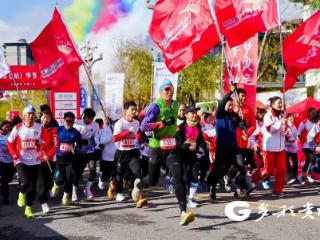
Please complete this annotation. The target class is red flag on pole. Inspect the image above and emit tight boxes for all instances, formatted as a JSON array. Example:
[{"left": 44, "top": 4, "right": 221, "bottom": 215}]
[
  {"left": 30, "top": 6, "right": 83, "bottom": 88},
  {"left": 215, "top": 0, "right": 279, "bottom": 47},
  {"left": 149, "top": 0, "right": 220, "bottom": 73},
  {"left": 283, "top": 10, "right": 320, "bottom": 91}
]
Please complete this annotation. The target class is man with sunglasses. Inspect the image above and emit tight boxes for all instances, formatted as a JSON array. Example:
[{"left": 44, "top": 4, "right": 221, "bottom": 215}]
[
  {"left": 51, "top": 112, "right": 81, "bottom": 205},
  {"left": 140, "top": 80, "right": 195, "bottom": 226},
  {"left": 73, "top": 108, "right": 100, "bottom": 201}
]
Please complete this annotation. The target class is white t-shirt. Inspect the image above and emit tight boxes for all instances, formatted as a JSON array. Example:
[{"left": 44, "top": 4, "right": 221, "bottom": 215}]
[
  {"left": 0, "top": 133, "right": 13, "bottom": 163},
  {"left": 7, "top": 123, "right": 43, "bottom": 165},
  {"left": 113, "top": 118, "right": 140, "bottom": 151},
  {"left": 98, "top": 126, "right": 117, "bottom": 161},
  {"left": 74, "top": 120, "right": 99, "bottom": 153}
]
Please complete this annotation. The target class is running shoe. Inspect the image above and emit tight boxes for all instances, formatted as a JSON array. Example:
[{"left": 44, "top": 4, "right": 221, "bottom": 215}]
[
  {"left": 187, "top": 199, "right": 199, "bottom": 208},
  {"left": 236, "top": 189, "right": 247, "bottom": 197},
  {"left": 25, "top": 206, "right": 34, "bottom": 219},
  {"left": 306, "top": 175, "right": 315, "bottom": 183},
  {"left": 223, "top": 175, "right": 231, "bottom": 192},
  {"left": 179, "top": 211, "right": 195, "bottom": 226},
  {"left": 209, "top": 186, "right": 216, "bottom": 201},
  {"left": 107, "top": 181, "right": 116, "bottom": 200},
  {"left": 116, "top": 193, "right": 125, "bottom": 202},
  {"left": 272, "top": 193, "right": 286, "bottom": 198},
  {"left": 297, "top": 173, "right": 306, "bottom": 185},
  {"left": 17, "top": 192, "right": 26, "bottom": 208},
  {"left": 62, "top": 193, "right": 71, "bottom": 205},
  {"left": 84, "top": 186, "right": 94, "bottom": 201},
  {"left": 262, "top": 180, "right": 271, "bottom": 190},
  {"left": 98, "top": 177, "right": 106, "bottom": 190},
  {"left": 287, "top": 178, "right": 296, "bottom": 185},
  {"left": 50, "top": 182, "right": 59, "bottom": 198},
  {"left": 136, "top": 196, "right": 148, "bottom": 208},
  {"left": 72, "top": 188, "right": 78, "bottom": 202},
  {"left": 41, "top": 203, "right": 50, "bottom": 214}
]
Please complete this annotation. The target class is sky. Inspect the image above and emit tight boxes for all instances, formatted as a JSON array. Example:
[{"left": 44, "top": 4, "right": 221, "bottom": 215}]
[{"left": 0, "top": 0, "right": 305, "bottom": 73}]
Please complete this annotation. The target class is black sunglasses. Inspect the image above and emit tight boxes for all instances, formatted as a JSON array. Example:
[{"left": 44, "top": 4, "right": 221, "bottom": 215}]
[{"left": 65, "top": 119, "right": 75, "bottom": 124}]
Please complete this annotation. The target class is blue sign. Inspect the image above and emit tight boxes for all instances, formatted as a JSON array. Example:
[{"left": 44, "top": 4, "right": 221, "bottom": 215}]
[{"left": 80, "top": 85, "right": 87, "bottom": 108}]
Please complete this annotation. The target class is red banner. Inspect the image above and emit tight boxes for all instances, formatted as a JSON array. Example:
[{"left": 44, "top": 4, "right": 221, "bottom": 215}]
[
  {"left": 149, "top": 0, "right": 220, "bottom": 73},
  {"left": 224, "top": 34, "right": 258, "bottom": 112},
  {"left": 215, "top": 0, "right": 279, "bottom": 47},
  {"left": 30, "top": 6, "right": 83, "bottom": 88},
  {"left": 283, "top": 10, "right": 320, "bottom": 91}
]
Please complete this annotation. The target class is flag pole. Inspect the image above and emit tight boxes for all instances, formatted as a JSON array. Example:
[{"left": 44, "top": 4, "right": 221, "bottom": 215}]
[
  {"left": 277, "top": 0, "right": 286, "bottom": 111},
  {"left": 82, "top": 64, "right": 108, "bottom": 119},
  {"left": 207, "top": 0, "right": 244, "bottom": 119}
]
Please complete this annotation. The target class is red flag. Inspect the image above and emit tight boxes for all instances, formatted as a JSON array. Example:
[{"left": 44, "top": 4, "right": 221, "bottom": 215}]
[
  {"left": 215, "top": 0, "right": 279, "bottom": 47},
  {"left": 224, "top": 34, "right": 258, "bottom": 113},
  {"left": 149, "top": 0, "right": 220, "bottom": 73},
  {"left": 30, "top": 7, "right": 83, "bottom": 88},
  {"left": 283, "top": 10, "right": 320, "bottom": 91}
]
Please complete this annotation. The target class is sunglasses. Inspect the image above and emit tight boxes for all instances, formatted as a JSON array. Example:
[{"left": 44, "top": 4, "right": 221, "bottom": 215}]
[
  {"left": 65, "top": 119, "right": 75, "bottom": 124},
  {"left": 163, "top": 87, "right": 174, "bottom": 92}
]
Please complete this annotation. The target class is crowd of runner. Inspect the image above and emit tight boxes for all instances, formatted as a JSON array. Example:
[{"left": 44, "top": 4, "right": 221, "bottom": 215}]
[{"left": 1, "top": 80, "right": 320, "bottom": 226}]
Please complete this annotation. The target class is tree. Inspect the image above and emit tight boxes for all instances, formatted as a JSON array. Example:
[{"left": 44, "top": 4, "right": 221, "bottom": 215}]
[
  {"left": 178, "top": 55, "right": 221, "bottom": 104},
  {"left": 114, "top": 40, "right": 153, "bottom": 110},
  {"left": 289, "top": 0, "right": 320, "bottom": 9}
]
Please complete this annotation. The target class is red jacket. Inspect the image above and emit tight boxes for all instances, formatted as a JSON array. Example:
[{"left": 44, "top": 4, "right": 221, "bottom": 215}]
[
  {"left": 39, "top": 127, "right": 58, "bottom": 162},
  {"left": 236, "top": 104, "right": 256, "bottom": 149}
]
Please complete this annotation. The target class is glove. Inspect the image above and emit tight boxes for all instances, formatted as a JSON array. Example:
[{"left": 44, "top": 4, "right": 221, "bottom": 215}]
[
  {"left": 128, "top": 126, "right": 136, "bottom": 134},
  {"left": 239, "top": 119, "right": 247, "bottom": 130},
  {"left": 162, "top": 116, "right": 175, "bottom": 126}
]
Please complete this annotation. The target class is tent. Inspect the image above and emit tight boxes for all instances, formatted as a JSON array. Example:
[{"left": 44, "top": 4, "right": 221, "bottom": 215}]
[{"left": 286, "top": 97, "right": 320, "bottom": 126}]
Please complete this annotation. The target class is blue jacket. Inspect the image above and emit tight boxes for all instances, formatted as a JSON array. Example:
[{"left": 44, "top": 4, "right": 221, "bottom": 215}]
[{"left": 56, "top": 126, "right": 82, "bottom": 160}]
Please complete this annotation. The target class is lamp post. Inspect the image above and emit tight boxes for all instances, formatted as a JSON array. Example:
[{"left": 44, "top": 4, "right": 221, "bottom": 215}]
[{"left": 80, "top": 39, "right": 103, "bottom": 109}]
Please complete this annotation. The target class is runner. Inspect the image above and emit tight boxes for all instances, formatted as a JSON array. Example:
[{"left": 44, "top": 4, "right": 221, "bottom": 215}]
[
  {"left": 37, "top": 110, "right": 58, "bottom": 214},
  {"left": 0, "top": 120, "right": 14, "bottom": 205},
  {"left": 177, "top": 106, "right": 206, "bottom": 208},
  {"left": 73, "top": 108, "right": 99, "bottom": 201},
  {"left": 140, "top": 80, "right": 195, "bottom": 226},
  {"left": 7, "top": 105, "right": 45, "bottom": 218},
  {"left": 51, "top": 112, "right": 81, "bottom": 205},
  {"left": 111, "top": 101, "right": 147, "bottom": 208}
]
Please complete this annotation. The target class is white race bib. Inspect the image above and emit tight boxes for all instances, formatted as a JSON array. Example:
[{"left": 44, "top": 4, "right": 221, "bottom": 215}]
[{"left": 160, "top": 137, "right": 176, "bottom": 150}]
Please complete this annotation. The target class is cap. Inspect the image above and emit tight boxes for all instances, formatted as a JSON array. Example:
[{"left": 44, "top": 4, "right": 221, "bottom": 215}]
[
  {"left": 185, "top": 106, "right": 200, "bottom": 114},
  {"left": 22, "top": 105, "right": 36, "bottom": 115},
  {"left": 159, "top": 80, "right": 173, "bottom": 92}
]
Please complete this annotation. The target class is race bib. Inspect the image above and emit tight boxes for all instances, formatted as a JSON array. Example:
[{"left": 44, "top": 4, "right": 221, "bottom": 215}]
[
  {"left": 160, "top": 137, "right": 176, "bottom": 150},
  {"left": 122, "top": 138, "right": 135, "bottom": 148},
  {"left": 21, "top": 140, "right": 36, "bottom": 150},
  {"left": 60, "top": 143, "right": 74, "bottom": 153}
]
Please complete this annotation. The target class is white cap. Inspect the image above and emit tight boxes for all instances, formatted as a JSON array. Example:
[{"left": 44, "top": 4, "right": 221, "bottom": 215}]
[{"left": 22, "top": 105, "right": 36, "bottom": 115}]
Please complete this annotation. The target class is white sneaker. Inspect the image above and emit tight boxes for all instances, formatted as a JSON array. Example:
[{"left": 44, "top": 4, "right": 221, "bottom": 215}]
[
  {"left": 297, "top": 173, "right": 305, "bottom": 184},
  {"left": 223, "top": 175, "right": 231, "bottom": 192},
  {"left": 306, "top": 175, "right": 315, "bottom": 183},
  {"left": 187, "top": 199, "right": 199, "bottom": 208},
  {"left": 72, "top": 189, "right": 78, "bottom": 202},
  {"left": 287, "top": 178, "right": 296, "bottom": 185},
  {"left": 116, "top": 193, "right": 125, "bottom": 202},
  {"left": 84, "top": 186, "right": 94, "bottom": 200},
  {"left": 98, "top": 177, "right": 106, "bottom": 190},
  {"left": 41, "top": 203, "right": 50, "bottom": 214}
]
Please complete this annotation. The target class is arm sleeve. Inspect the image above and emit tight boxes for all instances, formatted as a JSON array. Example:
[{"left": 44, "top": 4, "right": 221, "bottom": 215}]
[
  {"left": 140, "top": 103, "right": 164, "bottom": 132},
  {"left": 112, "top": 120, "right": 131, "bottom": 142},
  {"left": 307, "top": 124, "right": 320, "bottom": 143},
  {"left": 7, "top": 127, "right": 20, "bottom": 160}
]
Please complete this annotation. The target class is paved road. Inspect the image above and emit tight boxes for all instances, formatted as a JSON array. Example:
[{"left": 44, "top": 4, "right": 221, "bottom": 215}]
[{"left": 0, "top": 178, "right": 319, "bottom": 240}]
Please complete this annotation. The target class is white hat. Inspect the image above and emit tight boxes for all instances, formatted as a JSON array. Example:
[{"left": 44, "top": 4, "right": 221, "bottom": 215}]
[{"left": 22, "top": 105, "right": 36, "bottom": 115}]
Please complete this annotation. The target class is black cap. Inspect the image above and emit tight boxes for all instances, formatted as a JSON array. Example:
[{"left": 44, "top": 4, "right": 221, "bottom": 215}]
[{"left": 185, "top": 106, "right": 200, "bottom": 114}]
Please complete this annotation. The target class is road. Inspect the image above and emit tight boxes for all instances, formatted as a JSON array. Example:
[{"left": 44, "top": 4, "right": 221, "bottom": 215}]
[{"left": 0, "top": 177, "right": 319, "bottom": 240}]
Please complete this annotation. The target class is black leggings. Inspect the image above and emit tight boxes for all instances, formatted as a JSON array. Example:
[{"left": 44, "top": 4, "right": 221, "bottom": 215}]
[
  {"left": 240, "top": 148, "right": 255, "bottom": 168},
  {"left": 286, "top": 152, "right": 298, "bottom": 179},
  {"left": 100, "top": 160, "right": 115, "bottom": 182},
  {"left": 181, "top": 153, "right": 199, "bottom": 184},
  {"left": 73, "top": 153, "right": 97, "bottom": 185},
  {"left": 114, "top": 149, "right": 141, "bottom": 193},
  {"left": 37, "top": 162, "right": 55, "bottom": 204},
  {"left": 302, "top": 148, "right": 316, "bottom": 173},
  {"left": 55, "top": 160, "right": 74, "bottom": 194},
  {"left": 142, "top": 148, "right": 186, "bottom": 212},
  {"left": 198, "top": 152, "right": 210, "bottom": 183},
  {"left": 0, "top": 162, "right": 14, "bottom": 202},
  {"left": 16, "top": 164, "right": 39, "bottom": 206}
]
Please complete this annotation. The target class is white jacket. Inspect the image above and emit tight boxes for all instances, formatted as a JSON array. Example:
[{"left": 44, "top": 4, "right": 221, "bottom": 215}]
[
  {"left": 99, "top": 126, "right": 116, "bottom": 161},
  {"left": 262, "top": 110, "right": 286, "bottom": 152}
]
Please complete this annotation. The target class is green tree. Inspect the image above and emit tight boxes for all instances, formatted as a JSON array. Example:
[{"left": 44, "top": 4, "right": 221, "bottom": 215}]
[{"left": 114, "top": 41, "right": 153, "bottom": 110}]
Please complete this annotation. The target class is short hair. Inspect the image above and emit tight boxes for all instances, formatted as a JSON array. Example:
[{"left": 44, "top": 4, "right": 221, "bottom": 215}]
[
  {"left": 40, "top": 104, "right": 51, "bottom": 112},
  {"left": 95, "top": 118, "right": 103, "bottom": 125},
  {"left": 40, "top": 110, "right": 53, "bottom": 118},
  {"left": 307, "top": 107, "right": 316, "bottom": 114},
  {"left": 268, "top": 96, "right": 281, "bottom": 106},
  {"left": 123, "top": 101, "right": 137, "bottom": 110},
  {"left": 82, "top": 108, "right": 96, "bottom": 118},
  {"left": 286, "top": 113, "right": 294, "bottom": 118},
  {"left": 64, "top": 112, "right": 75, "bottom": 119},
  {"left": 0, "top": 120, "right": 11, "bottom": 129},
  {"left": 203, "top": 112, "right": 213, "bottom": 121},
  {"left": 237, "top": 88, "right": 246, "bottom": 95}
]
